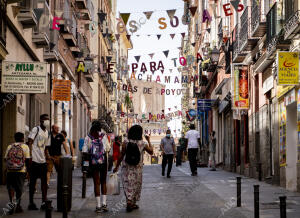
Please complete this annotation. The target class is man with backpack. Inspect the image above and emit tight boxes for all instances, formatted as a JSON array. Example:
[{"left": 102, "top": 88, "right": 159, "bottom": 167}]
[
  {"left": 27, "top": 114, "right": 51, "bottom": 210},
  {"left": 4, "top": 132, "right": 30, "bottom": 214},
  {"left": 160, "top": 130, "right": 176, "bottom": 178}
]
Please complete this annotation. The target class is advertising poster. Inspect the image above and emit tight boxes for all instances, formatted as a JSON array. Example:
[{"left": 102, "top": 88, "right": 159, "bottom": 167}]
[
  {"left": 277, "top": 52, "right": 299, "bottom": 85},
  {"left": 232, "top": 65, "right": 249, "bottom": 109},
  {"left": 279, "top": 101, "right": 287, "bottom": 166},
  {"left": 52, "top": 79, "right": 71, "bottom": 101},
  {"left": 1, "top": 61, "right": 47, "bottom": 93}
]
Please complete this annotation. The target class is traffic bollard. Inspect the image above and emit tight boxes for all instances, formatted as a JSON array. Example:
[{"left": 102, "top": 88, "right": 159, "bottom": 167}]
[
  {"left": 45, "top": 200, "right": 52, "bottom": 218},
  {"left": 63, "top": 185, "right": 68, "bottom": 218},
  {"left": 82, "top": 171, "right": 86, "bottom": 198},
  {"left": 254, "top": 185, "right": 260, "bottom": 218},
  {"left": 237, "top": 177, "right": 241, "bottom": 207},
  {"left": 258, "top": 163, "right": 262, "bottom": 181},
  {"left": 279, "top": 196, "right": 286, "bottom": 218}
]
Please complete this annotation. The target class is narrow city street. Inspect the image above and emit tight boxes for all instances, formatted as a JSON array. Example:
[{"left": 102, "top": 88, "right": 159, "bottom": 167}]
[{"left": 1, "top": 163, "right": 300, "bottom": 218}]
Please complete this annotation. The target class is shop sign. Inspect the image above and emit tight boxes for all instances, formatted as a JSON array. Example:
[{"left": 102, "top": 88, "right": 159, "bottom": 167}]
[
  {"left": 277, "top": 52, "right": 299, "bottom": 85},
  {"left": 284, "top": 89, "right": 295, "bottom": 106},
  {"left": 232, "top": 65, "right": 249, "bottom": 109},
  {"left": 297, "top": 89, "right": 300, "bottom": 163},
  {"left": 277, "top": 85, "right": 294, "bottom": 99},
  {"left": 1, "top": 61, "right": 47, "bottom": 93},
  {"left": 52, "top": 79, "right": 71, "bottom": 101},
  {"left": 263, "top": 76, "right": 274, "bottom": 94}
]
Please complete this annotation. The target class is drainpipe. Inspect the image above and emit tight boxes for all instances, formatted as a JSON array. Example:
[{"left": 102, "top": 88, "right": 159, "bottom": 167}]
[{"left": 269, "top": 98, "right": 273, "bottom": 176}]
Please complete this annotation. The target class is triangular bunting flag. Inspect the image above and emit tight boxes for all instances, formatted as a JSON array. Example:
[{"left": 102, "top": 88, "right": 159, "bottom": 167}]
[
  {"left": 106, "top": 56, "right": 112, "bottom": 63},
  {"left": 181, "top": 33, "right": 186, "bottom": 38},
  {"left": 191, "top": 42, "right": 196, "bottom": 47},
  {"left": 163, "top": 50, "right": 169, "bottom": 58},
  {"left": 136, "top": 35, "right": 140, "bottom": 37},
  {"left": 143, "top": 11, "right": 153, "bottom": 20},
  {"left": 147, "top": 34, "right": 151, "bottom": 37},
  {"left": 120, "top": 13, "right": 131, "bottom": 25},
  {"left": 178, "top": 47, "right": 182, "bottom": 50},
  {"left": 207, "top": 28, "right": 211, "bottom": 33},
  {"left": 49, "top": 42, "right": 56, "bottom": 51},
  {"left": 230, "top": 0, "right": 240, "bottom": 12},
  {"left": 166, "top": 9, "right": 176, "bottom": 20},
  {"left": 115, "top": 34, "right": 120, "bottom": 40},
  {"left": 55, "top": 10, "right": 63, "bottom": 17},
  {"left": 210, "top": 3, "right": 217, "bottom": 18},
  {"left": 102, "top": 33, "right": 107, "bottom": 38},
  {"left": 126, "top": 35, "right": 131, "bottom": 40},
  {"left": 12, "top": 6, "right": 22, "bottom": 18},
  {"left": 170, "top": 34, "right": 175, "bottom": 39},
  {"left": 134, "top": 56, "right": 141, "bottom": 63},
  {"left": 148, "top": 53, "right": 155, "bottom": 59},
  {"left": 175, "top": 106, "right": 177, "bottom": 109},
  {"left": 160, "top": 69, "right": 164, "bottom": 74},
  {"left": 34, "top": 8, "right": 44, "bottom": 22},
  {"left": 157, "top": 35, "right": 161, "bottom": 40},
  {"left": 193, "top": 66, "right": 196, "bottom": 70},
  {"left": 169, "top": 69, "right": 173, "bottom": 73},
  {"left": 189, "top": 6, "right": 198, "bottom": 16}
]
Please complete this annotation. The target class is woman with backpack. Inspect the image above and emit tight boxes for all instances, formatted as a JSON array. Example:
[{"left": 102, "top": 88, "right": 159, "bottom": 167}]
[
  {"left": 82, "top": 122, "right": 110, "bottom": 213},
  {"left": 113, "top": 125, "right": 153, "bottom": 212}
]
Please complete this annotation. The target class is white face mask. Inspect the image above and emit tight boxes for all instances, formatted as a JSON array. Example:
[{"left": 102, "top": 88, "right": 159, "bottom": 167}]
[{"left": 43, "top": 120, "right": 50, "bottom": 128}]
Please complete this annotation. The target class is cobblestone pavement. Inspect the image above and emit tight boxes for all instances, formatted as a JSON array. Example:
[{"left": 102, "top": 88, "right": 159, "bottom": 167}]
[{"left": 1, "top": 163, "right": 300, "bottom": 218}]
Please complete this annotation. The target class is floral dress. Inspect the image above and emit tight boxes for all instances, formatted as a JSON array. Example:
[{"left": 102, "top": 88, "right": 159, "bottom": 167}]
[{"left": 121, "top": 139, "right": 147, "bottom": 203}]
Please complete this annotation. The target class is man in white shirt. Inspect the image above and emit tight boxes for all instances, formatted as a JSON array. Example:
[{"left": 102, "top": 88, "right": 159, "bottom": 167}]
[
  {"left": 27, "top": 114, "right": 51, "bottom": 210},
  {"left": 185, "top": 124, "right": 201, "bottom": 176}
]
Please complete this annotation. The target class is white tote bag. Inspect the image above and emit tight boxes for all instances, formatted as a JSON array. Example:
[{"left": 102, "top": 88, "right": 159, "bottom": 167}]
[{"left": 107, "top": 173, "right": 120, "bottom": 195}]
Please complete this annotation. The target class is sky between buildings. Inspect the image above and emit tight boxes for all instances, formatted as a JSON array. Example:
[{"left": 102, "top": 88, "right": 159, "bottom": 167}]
[{"left": 117, "top": 0, "right": 187, "bottom": 138}]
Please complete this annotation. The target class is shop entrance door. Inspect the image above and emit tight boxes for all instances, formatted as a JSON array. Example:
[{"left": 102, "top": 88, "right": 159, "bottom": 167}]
[{"left": 286, "top": 101, "right": 297, "bottom": 191}]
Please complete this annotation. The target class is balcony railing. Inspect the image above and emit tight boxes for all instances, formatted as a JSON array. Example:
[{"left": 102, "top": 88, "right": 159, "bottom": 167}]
[
  {"left": 251, "top": 0, "right": 266, "bottom": 37},
  {"left": 232, "top": 26, "right": 246, "bottom": 63},
  {"left": 218, "top": 19, "right": 223, "bottom": 49},
  {"left": 33, "top": 1, "right": 50, "bottom": 48},
  {"left": 284, "top": 10, "right": 300, "bottom": 40},
  {"left": 266, "top": 3, "right": 290, "bottom": 58},
  {"left": 240, "top": 7, "right": 258, "bottom": 52},
  {"left": 17, "top": 8, "right": 37, "bottom": 29}
]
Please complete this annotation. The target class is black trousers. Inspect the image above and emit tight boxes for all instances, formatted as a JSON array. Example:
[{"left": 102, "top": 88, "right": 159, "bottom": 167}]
[
  {"left": 29, "top": 162, "right": 48, "bottom": 203},
  {"left": 176, "top": 146, "right": 183, "bottom": 166},
  {"left": 162, "top": 154, "right": 173, "bottom": 176},
  {"left": 188, "top": 148, "right": 198, "bottom": 174}
]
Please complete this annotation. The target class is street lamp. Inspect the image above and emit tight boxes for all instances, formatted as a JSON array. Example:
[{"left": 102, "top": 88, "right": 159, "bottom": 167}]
[{"left": 210, "top": 46, "right": 220, "bottom": 64}]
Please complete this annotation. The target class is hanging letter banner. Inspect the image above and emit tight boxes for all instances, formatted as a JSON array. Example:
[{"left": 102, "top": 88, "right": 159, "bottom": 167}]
[
  {"left": 277, "top": 52, "right": 299, "bottom": 85},
  {"left": 232, "top": 65, "right": 249, "bottom": 109}
]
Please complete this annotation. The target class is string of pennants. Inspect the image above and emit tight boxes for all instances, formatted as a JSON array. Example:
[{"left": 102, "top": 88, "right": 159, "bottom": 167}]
[
  {"left": 119, "top": 6, "right": 198, "bottom": 25},
  {"left": 115, "top": 32, "right": 194, "bottom": 41}
]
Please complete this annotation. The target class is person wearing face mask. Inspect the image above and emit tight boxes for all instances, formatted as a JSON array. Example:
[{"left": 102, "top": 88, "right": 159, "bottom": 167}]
[
  {"left": 160, "top": 130, "right": 175, "bottom": 178},
  {"left": 27, "top": 114, "right": 51, "bottom": 210}
]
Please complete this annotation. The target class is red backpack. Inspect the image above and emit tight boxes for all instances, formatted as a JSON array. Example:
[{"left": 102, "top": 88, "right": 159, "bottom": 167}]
[{"left": 6, "top": 143, "right": 25, "bottom": 171}]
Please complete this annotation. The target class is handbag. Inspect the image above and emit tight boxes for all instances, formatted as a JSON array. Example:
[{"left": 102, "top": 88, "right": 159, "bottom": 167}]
[{"left": 107, "top": 173, "right": 120, "bottom": 195}]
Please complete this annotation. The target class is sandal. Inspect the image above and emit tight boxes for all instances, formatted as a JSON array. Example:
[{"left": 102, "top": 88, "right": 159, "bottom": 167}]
[{"left": 132, "top": 204, "right": 139, "bottom": 210}]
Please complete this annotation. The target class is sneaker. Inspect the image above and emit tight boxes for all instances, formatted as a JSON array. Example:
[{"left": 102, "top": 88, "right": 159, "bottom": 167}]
[
  {"left": 162, "top": 172, "right": 165, "bottom": 176},
  {"left": 95, "top": 207, "right": 102, "bottom": 213},
  {"left": 101, "top": 204, "right": 108, "bottom": 212},
  {"left": 15, "top": 205, "right": 23, "bottom": 213},
  {"left": 167, "top": 175, "right": 171, "bottom": 178},
  {"left": 210, "top": 168, "right": 216, "bottom": 171},
  {"left": 28, "top": 203, "right": 38, "bottom": 210}
]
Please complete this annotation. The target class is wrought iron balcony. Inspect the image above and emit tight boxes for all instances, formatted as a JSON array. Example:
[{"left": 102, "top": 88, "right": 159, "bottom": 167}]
[
  {"left": 232, "top": 25, "right": 247, "bottom": 63},
  {"left": 251, "top": 0, "right": 266, "bottom": 37},
  {"left": 75, "top": 0, "right": 87, "bottom": 9},
  {"left": 33, "top": 1, "right": 50, "bottom": 48},
  {"left": 266, "top": 3, "right": 290, "bottom": 59},
  {"left": 239, "top": 7, "right": 258, "bottom": 52},
  {"left": 218, "top": 19, "right": 223, "bottom": 49},
  {"left": 78, "top": 0, "right": 94, "bottom": 20},
  {"left": 284, "top": 10, "right": 300, "bottom": 40}
]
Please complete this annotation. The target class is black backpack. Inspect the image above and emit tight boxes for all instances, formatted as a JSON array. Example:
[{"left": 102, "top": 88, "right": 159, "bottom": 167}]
[{"left": 125, "top": 142, "right": 141, "bottom": 166}]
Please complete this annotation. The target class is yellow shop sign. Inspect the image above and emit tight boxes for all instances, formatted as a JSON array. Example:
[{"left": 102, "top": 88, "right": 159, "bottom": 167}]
[{"left": 277, "top": 52, "right": 299, "bottom": 85}]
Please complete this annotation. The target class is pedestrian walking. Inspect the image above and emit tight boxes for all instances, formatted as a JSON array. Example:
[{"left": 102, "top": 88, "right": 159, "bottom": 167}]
[
  {"left": 209, "top": 131, "right": 217, "bottom": 171},
  {"left": 185, "top": 124, "right": 201, "bottom": 176},
  {"left": 160, "top": 129, "right": 176, "bottom": 178},
  {"left": 113, "top": 125, "right": 153, "bottom": 212},
  {"left": 46, "top": 125, "right": 69, "bottom": 186},
  {"left": 82, "top": 121, "right": 110, "bottom": 213},
  {"left": 61, "top": 130, "right": 75, "bottom": 157},
  {"left": 113, "top": 136, "right": 121, "bottom": 167},
  {"left": 27, "top": 114, "right": 50, "bottom": 210},
  {"left": 176, "top": 133, "right": 187, "bottom": 166},
  {"left": 5, "top": 132, "right": 30, "bottom": 214}
]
